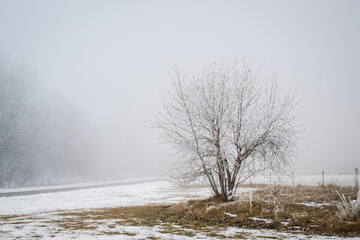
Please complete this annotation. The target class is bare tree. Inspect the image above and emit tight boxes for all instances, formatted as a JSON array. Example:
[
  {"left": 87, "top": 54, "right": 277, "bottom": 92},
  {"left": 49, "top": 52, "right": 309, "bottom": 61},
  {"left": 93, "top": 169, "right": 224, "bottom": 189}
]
[
  {"left": 0, "top": 58, "right": 41, "bottom": 186},
  {"left": 154, "top": 61, "right": 299, "bottom": 201}
]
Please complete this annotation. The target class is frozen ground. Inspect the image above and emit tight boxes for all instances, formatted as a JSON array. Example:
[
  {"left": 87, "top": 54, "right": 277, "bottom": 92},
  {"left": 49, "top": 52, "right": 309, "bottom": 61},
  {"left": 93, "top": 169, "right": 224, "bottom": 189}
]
[
  {"left": 1, "top": 215, "right": 355, "bottom": 240},
  {"left": 0, "top": 180, "right": 212, "bottom": 215},
  {"left": 0, "top": 179, "right": 359, "bottom": 239}
]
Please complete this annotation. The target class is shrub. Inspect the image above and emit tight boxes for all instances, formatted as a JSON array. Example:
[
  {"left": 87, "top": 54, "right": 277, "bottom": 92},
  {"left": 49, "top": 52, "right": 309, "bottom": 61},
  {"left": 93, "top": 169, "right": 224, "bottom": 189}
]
[{"left": 336, "top": 189, "right": 360, "bottom": 221}]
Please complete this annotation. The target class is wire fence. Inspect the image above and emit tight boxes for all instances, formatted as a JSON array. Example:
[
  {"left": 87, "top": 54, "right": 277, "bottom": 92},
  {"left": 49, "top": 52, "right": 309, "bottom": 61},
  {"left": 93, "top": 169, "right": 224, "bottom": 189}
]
[{"left": 244, "top": 168, "right": 359, "bottom": 187}]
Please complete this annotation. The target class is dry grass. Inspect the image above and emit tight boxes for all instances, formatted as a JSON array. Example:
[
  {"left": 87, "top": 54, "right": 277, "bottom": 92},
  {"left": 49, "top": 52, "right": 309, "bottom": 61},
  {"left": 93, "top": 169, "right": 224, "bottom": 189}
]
[
  {"left": 3, "top": 184, "right": 359, "bottom": 238},
  {"left": 49, "top": 184, "right": 360, "bottom": 237}
]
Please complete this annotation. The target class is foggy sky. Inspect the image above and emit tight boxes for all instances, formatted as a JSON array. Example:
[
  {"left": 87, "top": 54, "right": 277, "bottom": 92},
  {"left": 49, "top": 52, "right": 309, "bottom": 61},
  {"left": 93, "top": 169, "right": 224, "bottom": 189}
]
[{"left": 0, "top": 0, "right": 359, "bottom": 174}]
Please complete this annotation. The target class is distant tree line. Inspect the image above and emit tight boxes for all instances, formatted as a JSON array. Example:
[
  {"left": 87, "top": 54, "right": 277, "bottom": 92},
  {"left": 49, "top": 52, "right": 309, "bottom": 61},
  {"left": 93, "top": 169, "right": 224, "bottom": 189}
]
[{"left": 0, "top": 57, "right": 99, "bottom": 187}]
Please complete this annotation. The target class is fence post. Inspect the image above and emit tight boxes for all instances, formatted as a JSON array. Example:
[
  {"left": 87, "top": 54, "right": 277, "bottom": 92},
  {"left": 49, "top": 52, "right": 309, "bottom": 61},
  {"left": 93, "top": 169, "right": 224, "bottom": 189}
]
[
  {"left": 322, "top": 170, "right": 325, "bottom": 186},
  {"left": 355, "top": 168, "right": 359, "bottom": 191},
  {"left": 292, "top": 171, "right": 294, "bottom": 187},
  {"left": 273, "top": 181, "right": 278, "bottom": 198},
  {"left": 269, "top": 172, "right": 272, "bottom": 186}
]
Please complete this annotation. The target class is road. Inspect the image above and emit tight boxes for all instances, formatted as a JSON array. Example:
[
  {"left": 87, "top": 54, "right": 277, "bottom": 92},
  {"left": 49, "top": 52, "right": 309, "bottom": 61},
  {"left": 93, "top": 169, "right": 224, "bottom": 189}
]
[{"left": 0, "top": 178, "right": 161, "bottom": 197}]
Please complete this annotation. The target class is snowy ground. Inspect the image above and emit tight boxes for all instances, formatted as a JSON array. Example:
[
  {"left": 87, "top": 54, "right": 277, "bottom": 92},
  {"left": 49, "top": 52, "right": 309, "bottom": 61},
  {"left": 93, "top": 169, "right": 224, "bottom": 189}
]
[
  {"left": 1, "top": 215, "right": 353, "bottom": 240},
  {"left": 0, "top": 180, "right": 212, "bottom": 215},
  {"left": 0, "top": 179, "right": 359, "bottom": 239}
]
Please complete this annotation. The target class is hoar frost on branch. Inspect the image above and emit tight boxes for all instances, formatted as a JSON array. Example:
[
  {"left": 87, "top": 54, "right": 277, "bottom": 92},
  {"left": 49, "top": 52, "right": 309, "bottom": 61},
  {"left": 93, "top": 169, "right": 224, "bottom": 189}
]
[{"left": 153, "top": 61, "right": 299, "bottom": 201}]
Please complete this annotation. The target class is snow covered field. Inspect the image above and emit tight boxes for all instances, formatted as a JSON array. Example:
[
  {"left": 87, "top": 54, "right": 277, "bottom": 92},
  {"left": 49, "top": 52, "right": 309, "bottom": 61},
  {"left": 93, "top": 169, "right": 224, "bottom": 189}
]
[
  {"left": 0, "top": 180, "right": 212, "bottom": 215},
  {"left": 0, "top": 179, "right": 359, "bottom": 239}
]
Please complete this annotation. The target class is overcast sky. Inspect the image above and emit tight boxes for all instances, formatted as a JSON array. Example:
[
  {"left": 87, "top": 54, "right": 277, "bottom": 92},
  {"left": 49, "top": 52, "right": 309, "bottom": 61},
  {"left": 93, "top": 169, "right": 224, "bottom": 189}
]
[{"left": 0, "top": 0, "right": 359, "bottom": 173}]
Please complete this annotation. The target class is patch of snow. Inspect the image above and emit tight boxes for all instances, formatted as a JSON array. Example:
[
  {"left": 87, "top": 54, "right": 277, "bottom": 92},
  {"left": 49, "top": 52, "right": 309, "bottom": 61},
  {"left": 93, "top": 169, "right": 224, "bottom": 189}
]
[
  {"left": 224, "top": 212, "right": 237, "bottom": 217},
  {"left": 248, "top": 217, "right": 273, "bottom": 224},
  {"left": 296, "top": 202, "right": 332, "bottom": 207},
  {"left": 205, "top": 205, "right": 218, "bottom": 212}
]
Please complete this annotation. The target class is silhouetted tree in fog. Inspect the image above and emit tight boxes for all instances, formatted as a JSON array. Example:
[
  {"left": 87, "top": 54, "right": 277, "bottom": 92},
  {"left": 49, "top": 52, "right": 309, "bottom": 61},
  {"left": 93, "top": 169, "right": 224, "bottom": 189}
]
[
  {"left": 0, "top": 58, "right": 100, "bottom": 187},
  {"left": 0, "top": 58, "right": 42, "bottom": 186}
]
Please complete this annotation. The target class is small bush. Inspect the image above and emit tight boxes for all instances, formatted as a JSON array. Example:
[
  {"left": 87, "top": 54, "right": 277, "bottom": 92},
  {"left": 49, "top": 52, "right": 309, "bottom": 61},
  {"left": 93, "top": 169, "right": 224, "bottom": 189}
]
[
  {"left": 336, "top": 189, "right": 360, "bottom": 221},
  {"left": 169, "top": 202, "right": 187, "bottom": 214},
  {"left": 205, "top": 206, "right": 221, "bottom": 218}
]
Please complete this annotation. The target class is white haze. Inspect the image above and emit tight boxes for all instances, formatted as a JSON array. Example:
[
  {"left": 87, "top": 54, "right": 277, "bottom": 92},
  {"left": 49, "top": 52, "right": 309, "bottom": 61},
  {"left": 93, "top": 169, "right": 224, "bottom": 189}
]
[{"left": 0, "top": 0, "right": 359, "bottom": 186}]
